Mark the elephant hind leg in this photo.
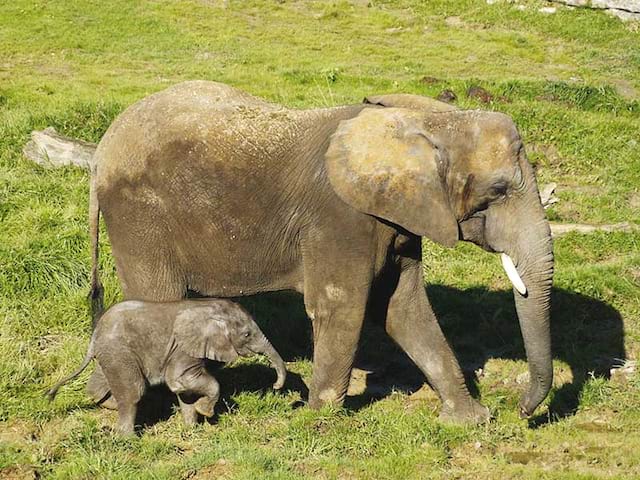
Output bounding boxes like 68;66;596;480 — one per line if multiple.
97;353;146;435
86;364;117;410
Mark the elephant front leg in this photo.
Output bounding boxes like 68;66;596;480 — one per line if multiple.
385;260;490;424
167;365;220;424
304;266;372;409
301;214;378;409
177;394;200;426
307;298;368;409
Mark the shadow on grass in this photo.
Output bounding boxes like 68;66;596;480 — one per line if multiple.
236;287;625;425
94;286;624;431
429;285;625;426
131;364;308;432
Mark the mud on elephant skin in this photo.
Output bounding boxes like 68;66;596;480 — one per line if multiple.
88;82;554;422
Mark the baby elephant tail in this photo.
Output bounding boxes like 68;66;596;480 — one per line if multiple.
46;337;95;401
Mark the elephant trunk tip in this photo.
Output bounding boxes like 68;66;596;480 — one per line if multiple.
272;364;287;390
273;377;285;390
260;337;287;390
519;405;532;419
518;372;553;419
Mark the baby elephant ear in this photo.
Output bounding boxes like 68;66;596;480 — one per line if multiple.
325;107;458;246
174;309;239;362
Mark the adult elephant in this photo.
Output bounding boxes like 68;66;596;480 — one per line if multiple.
87;81;553;423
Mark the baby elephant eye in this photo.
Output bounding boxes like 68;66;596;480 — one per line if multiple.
244;332;251;338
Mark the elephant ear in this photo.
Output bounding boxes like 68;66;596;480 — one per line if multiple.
325;107;458;246
173;308;239;362
364;94;458;112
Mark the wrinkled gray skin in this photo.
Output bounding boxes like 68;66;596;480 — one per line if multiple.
88;82;553;424
48;299;286;435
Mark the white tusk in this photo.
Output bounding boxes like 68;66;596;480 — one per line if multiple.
501;253;527;296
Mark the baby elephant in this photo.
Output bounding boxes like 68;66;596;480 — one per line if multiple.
47;299;287;435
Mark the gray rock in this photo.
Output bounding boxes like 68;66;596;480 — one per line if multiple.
591;0;640;12
23;127;96;170
552;0;640;21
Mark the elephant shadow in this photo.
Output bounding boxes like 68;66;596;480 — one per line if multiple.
235;287;625;425
430;285;625;424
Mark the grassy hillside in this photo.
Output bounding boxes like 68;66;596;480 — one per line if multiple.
1;0;639;478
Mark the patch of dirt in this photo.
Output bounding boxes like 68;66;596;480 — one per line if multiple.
611;79;638;101
0;420;38;446
575;419;614;433
444;16;465;27
0;466;39;480
189;459;233;480
504;450;545;465
420;76;441;85
467;86;494;104
437;89;457;103
550;222;636;237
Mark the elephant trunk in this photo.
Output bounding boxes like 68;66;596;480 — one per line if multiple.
257;335;287;390
503;200;554;417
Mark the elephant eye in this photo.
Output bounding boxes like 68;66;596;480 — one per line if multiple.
491;182;508;198
244;332;251;338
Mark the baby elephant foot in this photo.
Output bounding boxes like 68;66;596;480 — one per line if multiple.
439;398;491;425
194;396;217;418
179;401;200;426
115;405;138;436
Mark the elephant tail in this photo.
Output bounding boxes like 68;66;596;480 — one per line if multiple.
88;172;104;328
46;335;96;401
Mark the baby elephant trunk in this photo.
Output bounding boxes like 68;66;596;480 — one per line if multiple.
257;335;287;390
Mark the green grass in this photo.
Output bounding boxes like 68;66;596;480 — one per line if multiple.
1;0;639;478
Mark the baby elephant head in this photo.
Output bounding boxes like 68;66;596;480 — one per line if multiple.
173;301;287;389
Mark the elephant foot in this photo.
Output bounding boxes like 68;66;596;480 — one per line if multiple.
115;422;136;436
308;387;345;410
439;398;491;425
194;396;216;418
86;367;117;410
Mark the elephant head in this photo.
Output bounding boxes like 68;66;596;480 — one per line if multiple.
325;95;554;417
174;302;287;389
173;301;287;389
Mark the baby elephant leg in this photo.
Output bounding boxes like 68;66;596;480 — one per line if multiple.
184;374;220;418
98;354;145;435
177;394;200;426
194;393;217;418
168;366;220;424
86;364;117;410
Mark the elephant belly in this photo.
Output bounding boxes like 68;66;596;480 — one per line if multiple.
178;229;305;297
